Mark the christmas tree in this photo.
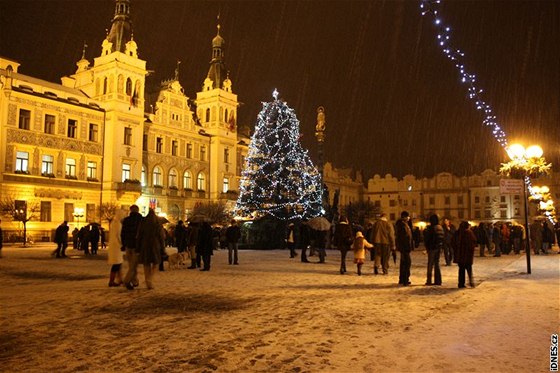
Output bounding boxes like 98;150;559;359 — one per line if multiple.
236;90;323;220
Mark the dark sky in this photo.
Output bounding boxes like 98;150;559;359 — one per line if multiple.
1;0;558;179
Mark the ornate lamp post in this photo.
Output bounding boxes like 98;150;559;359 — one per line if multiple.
73;207;84;229
315;107;327;214
500;144;551;274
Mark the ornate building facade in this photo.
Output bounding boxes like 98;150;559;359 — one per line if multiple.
0;0;247;239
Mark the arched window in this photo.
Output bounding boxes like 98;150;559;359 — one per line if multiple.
197;172;206;191
205;108;211;122
153;166;162;186
168;168;177;188
103;77;108;95
95;78;101;96
126;77;132;96
223;178;229;193
225;109;228;123
117;75;124;94
183;171;192;189
141;165;147;186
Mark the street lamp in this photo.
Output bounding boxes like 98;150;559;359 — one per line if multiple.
73;207;84;229
501;143;551;274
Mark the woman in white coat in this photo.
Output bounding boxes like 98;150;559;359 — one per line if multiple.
108;209;127;287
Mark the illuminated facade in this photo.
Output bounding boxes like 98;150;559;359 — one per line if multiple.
0;0;248;239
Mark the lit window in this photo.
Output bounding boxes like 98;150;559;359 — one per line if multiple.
186;143;193;159
153;166;162;186
42;155;54;175
183;171;192;189
66;158;76;177
87;161;97;179
16;151;29;172
67;119;77;138
141;165;147;186
223;178;229;193
156;137;163;153
172;140;178;156
169;169;177;187
122;163;131;181
89;123;98;142
124;127;132;145
200;146;206;161
197;172;205;191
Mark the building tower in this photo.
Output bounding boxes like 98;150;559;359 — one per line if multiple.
63;0;147;207
196;21;239;201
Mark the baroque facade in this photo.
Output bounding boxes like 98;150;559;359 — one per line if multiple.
0;0;248;240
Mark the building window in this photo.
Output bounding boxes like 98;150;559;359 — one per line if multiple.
390;213;396;221
183;171;192;189
126;78;132;96
67;119;77;138
64;203;74;222
500;196;506;203
474;210;481;219
500;210;508;219
86;204;96;223
224;148;230;163
66;158;76;177
87;161;97;179
153;166;162;186
15;151;29;172
457;195;464;205
223;178;229;193
141;165;147;186
172;140;178;156
485;196;490;203
429;197;435;205
403;199;408;207
169;169;177;188
156;137;163;153
514;195;520;200
122;163;131;182
474;196;480;204
200;146;206;161
486;180;492;186
197;172;206;191
514;207;520;216
40;201;52;222
88;123;98;142
389;200;396;207
18;109;31;130
44;114;55;134
124;127;132;145
484;209;492;218
143;134;148;150
444;196;450;205
186;143;193;159
205;108;211;122
41;155;54;175
374;200;381;208
458;210;464;219
412;199;417;206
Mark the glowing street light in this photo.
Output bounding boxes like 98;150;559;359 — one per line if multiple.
73;207;84;229
501;143;551;274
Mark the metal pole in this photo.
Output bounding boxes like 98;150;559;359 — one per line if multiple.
523;182;531;274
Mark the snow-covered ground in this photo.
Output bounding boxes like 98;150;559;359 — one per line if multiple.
1;243;558;373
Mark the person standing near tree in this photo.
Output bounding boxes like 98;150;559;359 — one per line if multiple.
395;211;414;286
452;221;477;288
53;221;69;258
226;220;241;265
423;214;444;286
333;216;353;274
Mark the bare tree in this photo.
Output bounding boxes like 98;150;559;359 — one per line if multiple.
99;202;120;224
343;201;380;227
0;196;40;246
190;201;229;225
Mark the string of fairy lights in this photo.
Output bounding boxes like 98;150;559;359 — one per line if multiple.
235;90;322;220
420;0;556;223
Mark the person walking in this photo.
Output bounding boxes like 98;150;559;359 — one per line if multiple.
452;221;477;288
137;209;165;289
369;213;395;275
441;218;455;266
107;210;127;287
476;222;490;257
198;221;214;271
53;221;69;258
352;231;373;276
297;221;311;263
395;211;414;286
122;205;143;290
333;216;353;274
423;214;443;286
286;223;297;258
226;220;241;265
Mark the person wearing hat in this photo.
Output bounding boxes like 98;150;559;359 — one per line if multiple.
352;231;373;276
395;211;414;286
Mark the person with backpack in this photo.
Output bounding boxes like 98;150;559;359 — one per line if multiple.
423;214;444;286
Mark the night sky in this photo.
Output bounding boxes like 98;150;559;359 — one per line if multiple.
1;0;558;179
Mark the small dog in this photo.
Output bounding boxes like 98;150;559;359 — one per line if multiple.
167;253;181;269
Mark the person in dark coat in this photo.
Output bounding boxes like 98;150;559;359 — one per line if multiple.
476;222;490;257
315;229;328;263
89;224;100;255
297;221;311;263
395;211;414;286
175;221;187;253
423;214;443;286
542;221;555;254
122;205;143;289
78;226;89;254
333;216;353;274
137;209;165;289
53;221;69;258
452;221;477;288
198;221;214;271
226;220;241;265
71;228;79;250
186;223;200;269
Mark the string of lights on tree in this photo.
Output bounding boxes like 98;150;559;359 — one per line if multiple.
235;90;323;220
420;0;556;223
